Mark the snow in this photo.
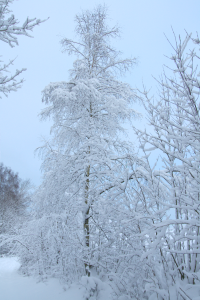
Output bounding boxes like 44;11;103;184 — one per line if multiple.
0;257;84;300
0;256;113;300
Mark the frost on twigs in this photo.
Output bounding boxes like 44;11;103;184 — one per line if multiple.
0;0;46;47
0;0;47;96
0;58;26;97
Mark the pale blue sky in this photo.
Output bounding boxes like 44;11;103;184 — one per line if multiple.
0;0;199;186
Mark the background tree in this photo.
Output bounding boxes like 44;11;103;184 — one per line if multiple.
0;0;46;97
0;163;31;254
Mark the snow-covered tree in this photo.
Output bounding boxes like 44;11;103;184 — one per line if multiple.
0;0;46;97
15;6;142;295
37;4;137;278
0;163;31;254
133;32;200;299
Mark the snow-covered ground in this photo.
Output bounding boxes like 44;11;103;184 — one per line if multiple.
2;256;200;300
0;257;85;300
0;257;113;300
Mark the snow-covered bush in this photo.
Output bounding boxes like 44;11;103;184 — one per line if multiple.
133;32;200;299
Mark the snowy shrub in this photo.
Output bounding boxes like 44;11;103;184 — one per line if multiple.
134;32;200;299
81;276;111;300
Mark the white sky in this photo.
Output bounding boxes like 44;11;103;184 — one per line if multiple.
0;0;199;186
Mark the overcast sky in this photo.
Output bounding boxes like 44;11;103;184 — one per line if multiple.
0;0;199;186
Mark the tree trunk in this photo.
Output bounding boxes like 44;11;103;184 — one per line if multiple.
84;164;90;276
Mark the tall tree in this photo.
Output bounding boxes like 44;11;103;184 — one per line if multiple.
31;5;137;279
0;0;46;97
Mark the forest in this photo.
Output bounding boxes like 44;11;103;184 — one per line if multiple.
0;1;200;300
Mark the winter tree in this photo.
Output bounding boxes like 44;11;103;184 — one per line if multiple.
0;0;46;97
14;6;142;296
0;163;31;254
38;4;137;277
132;32;200;299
